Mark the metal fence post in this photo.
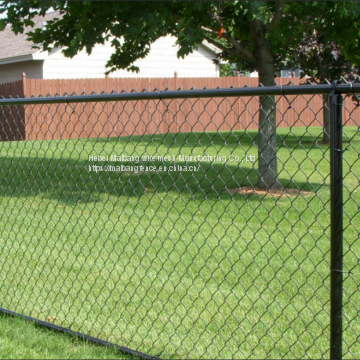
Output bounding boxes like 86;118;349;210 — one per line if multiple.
330;85;344;360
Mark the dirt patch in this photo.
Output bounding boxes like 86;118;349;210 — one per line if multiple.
224;186;313;197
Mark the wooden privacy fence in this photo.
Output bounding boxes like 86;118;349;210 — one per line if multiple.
0;75;358;141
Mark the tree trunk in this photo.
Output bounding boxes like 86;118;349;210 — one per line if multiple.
252;21;281;190
316;67;330;144
323;93;330;143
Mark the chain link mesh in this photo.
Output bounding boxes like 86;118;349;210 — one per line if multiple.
0;83;359;359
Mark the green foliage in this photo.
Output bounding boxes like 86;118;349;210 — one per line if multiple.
219;63;251;77
276;1;360;82
219;63;235;77
0;1;359;80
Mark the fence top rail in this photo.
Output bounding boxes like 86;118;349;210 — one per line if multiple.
0;83;359;105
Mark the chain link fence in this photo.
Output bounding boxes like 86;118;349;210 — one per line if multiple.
0;82;359;359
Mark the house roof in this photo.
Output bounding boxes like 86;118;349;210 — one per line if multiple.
0;11;220;64
0;12;62;61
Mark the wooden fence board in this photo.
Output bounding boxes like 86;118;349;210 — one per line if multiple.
0;76;358;141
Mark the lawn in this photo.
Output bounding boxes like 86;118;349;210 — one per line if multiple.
0;126;359;359
0;312;137;359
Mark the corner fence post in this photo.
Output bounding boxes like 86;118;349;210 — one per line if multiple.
330;84;344;360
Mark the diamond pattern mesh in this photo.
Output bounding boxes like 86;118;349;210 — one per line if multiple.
0;83;359;359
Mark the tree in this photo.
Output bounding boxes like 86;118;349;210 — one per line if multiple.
279;1;360;143
1;1;359;188
219;63;236;77
286;35;359;144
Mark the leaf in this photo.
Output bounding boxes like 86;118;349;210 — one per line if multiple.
23;19;35;27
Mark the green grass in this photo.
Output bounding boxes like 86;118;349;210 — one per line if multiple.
0;126;359;359
0;313;136;359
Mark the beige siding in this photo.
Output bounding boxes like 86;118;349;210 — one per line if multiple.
43;36;219;79
0;61;43;84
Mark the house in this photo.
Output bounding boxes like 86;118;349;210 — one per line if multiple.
0;11;220;84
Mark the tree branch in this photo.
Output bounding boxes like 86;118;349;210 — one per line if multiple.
269;1;285;29
203;33;257;65
222;33;257;64
201;26;219;36
201;26;257;64
202;34;231;53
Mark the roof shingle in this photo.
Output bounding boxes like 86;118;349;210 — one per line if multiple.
0;12;62;60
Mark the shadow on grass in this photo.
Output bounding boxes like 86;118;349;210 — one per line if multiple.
91;128;335;152
0;127;341;204
0;154;324;205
